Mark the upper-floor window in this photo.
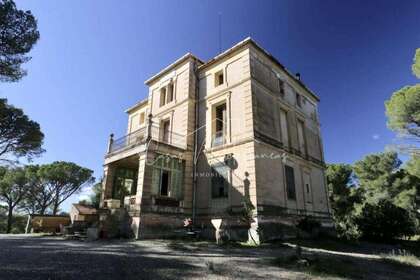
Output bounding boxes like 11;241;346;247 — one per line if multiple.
167;82;174;103
212;102;227;147
215;70;224;87
279;108;289;147
296;92;302;108
160;87;167;107
278;79;285;98
211;163;229;198
161;119;170;143
139;112;145;125
297;119;307;156
285;165;296;200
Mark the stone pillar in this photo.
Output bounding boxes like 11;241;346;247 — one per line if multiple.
146;114;153;140
136;152;148;204
100;164;116;208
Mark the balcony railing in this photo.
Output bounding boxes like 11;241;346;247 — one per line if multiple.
108;125;187;154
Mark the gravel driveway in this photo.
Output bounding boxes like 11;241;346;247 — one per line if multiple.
0;234;419;280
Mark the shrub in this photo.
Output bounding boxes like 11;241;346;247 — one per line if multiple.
297;217;321;233
354;200;417;242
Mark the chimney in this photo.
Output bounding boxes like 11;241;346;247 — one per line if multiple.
295;72;301;80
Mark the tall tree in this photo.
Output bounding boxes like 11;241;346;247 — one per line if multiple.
0;98;44;163
0;0;39;82
18;165;52;215
37;162;94;215
385;48;420;157
326;164;361;238
0;166;31;233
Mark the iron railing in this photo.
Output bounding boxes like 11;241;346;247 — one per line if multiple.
108;125;187;153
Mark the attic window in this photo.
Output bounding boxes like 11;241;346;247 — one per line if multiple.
215;70;224;87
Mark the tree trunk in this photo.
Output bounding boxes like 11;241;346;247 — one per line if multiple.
6;205;13;234
52;199;59;215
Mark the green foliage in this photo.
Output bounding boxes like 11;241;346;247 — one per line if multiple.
0;98;44;162
412;48;420;79
0;166;32;232
36;161;94;215
89;180;103;208
17;162;94;216
354;200;417;241
326;164;361;239
328;152;419;241
0;0;39;82
385;85;420;138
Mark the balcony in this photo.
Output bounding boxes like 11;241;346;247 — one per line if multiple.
108;125;186;154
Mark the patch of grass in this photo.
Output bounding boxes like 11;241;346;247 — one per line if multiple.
381;249;420;267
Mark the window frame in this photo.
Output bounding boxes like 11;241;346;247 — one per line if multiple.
211;163;229;199
214;70;224;87
160;87;167;107
285;165;296;200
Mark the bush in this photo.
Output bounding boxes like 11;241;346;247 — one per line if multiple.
354;200;417;242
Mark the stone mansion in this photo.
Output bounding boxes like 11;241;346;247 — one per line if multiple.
100;37;332;241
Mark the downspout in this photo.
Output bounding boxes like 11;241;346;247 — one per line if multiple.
192;60;200;224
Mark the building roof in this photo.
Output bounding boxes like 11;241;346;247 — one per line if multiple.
143;37;320;102
125;98;148;114
199;37;320;102
144;53;204;85
72;204;97;215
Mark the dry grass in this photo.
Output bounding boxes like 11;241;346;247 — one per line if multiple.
381;249;420;267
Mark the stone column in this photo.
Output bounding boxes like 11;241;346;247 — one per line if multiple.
100;164;115;208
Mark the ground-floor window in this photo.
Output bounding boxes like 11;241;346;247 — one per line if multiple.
112;167;138;201
151;154;184;200
211;163;229;198
285;165;296;200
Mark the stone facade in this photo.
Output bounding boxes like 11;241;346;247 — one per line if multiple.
100;38;332;241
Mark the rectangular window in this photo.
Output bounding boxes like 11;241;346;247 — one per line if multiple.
167;82;174;103
279;109;289;147
212;103;227;147
278;79;285;98
161;120;170;143
297;119;306;156
296;92;302;108
285;165;296;200
160;170;170;196
160;87;167;107
303;172;312;203
215;70;224;87
211;164;229;198
139;112;145;125
151;155;185;200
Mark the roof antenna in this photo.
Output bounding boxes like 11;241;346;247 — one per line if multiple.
218;12;222;54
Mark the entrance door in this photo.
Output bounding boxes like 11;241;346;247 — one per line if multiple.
160;170;170;196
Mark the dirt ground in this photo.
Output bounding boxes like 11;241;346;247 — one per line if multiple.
0;234;419;279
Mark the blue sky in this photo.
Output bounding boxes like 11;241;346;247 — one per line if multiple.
2;0;420;211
